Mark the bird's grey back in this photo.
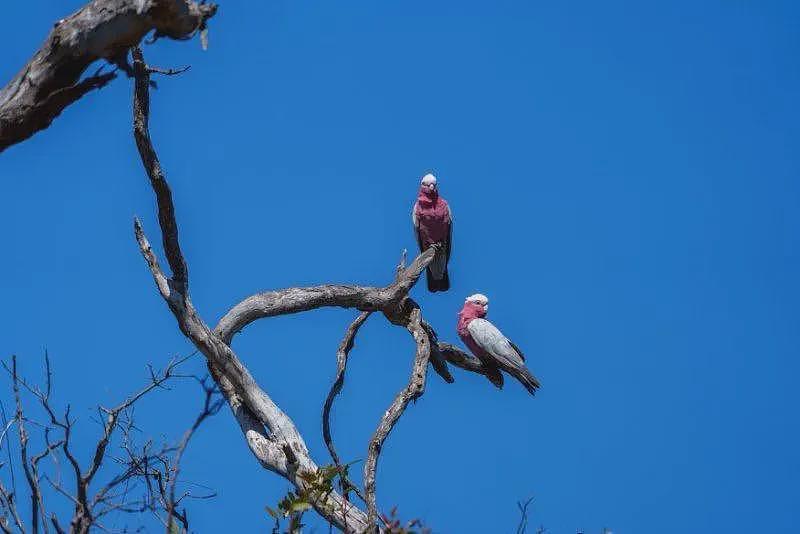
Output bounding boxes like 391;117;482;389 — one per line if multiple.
467;318;525;368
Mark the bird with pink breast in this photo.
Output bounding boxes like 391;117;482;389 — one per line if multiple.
411;173;540;395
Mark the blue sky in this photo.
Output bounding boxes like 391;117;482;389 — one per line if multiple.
1;1;799;532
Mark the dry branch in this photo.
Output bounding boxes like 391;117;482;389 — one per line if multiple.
129;42;519;533
2;352;214;533
321;312;373;513
363;308;431;527
131;46;371;532
323;312;371;477
166;377;223;533
214;248;436;345
0;0;217;151
11;356;41;534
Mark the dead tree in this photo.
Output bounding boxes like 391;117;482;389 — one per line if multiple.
0;352;222;533
130;44;505;532
2;2;521;531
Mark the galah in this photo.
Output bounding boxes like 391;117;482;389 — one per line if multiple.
412;173;452;292
457;293;541;394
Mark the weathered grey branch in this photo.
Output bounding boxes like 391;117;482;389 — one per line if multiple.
0;0;217;151
132;47;188;293
131;47;371;533
214;248;436;344
322;312;372;503
363;307;431;528
323;312;371;468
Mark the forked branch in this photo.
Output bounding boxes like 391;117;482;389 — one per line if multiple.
3;353;216;533
131;46;371;532
130;42;519;532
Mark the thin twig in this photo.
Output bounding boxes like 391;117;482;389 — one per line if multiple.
166;377;222;533
322;312;371;503
516;496;535;534
147;65;191;76
12;356;38;534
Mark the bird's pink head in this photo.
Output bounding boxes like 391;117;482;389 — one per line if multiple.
418;173;439;202
460;293;489;320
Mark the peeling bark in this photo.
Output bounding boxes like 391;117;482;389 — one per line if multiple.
0;0;217;151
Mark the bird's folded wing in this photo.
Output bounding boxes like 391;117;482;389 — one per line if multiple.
467;318;525;368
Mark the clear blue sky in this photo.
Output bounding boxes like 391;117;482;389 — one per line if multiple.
1;1;799;532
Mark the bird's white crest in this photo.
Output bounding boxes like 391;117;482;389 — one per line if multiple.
466;293;489;305
421;173;437;186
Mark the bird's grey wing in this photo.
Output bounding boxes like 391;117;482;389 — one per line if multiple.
468;318;540;394
508;339;525;362
467;318;525;369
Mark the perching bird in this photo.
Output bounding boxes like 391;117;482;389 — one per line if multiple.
457;293;541;394
412;173;452;292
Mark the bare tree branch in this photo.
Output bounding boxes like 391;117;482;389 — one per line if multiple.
213;248;436;345
131;46;372;533
0;479;25;534
11;355;50;534
323;312;371;469
165;377;223;533
129;35;525;531
363;307;431;528
132;47;188;294
48;516;64;534
3;351;210;533
84;354;193;488
516;496;535;534
322;312;372;504
0;0;217;151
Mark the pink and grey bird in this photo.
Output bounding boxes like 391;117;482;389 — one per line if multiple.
457;294;541;394
412;173;452;292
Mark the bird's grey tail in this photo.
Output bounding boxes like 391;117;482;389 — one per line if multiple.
516;368;541;395
426;266;450;292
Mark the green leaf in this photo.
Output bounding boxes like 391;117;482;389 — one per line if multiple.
290;501;312;513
